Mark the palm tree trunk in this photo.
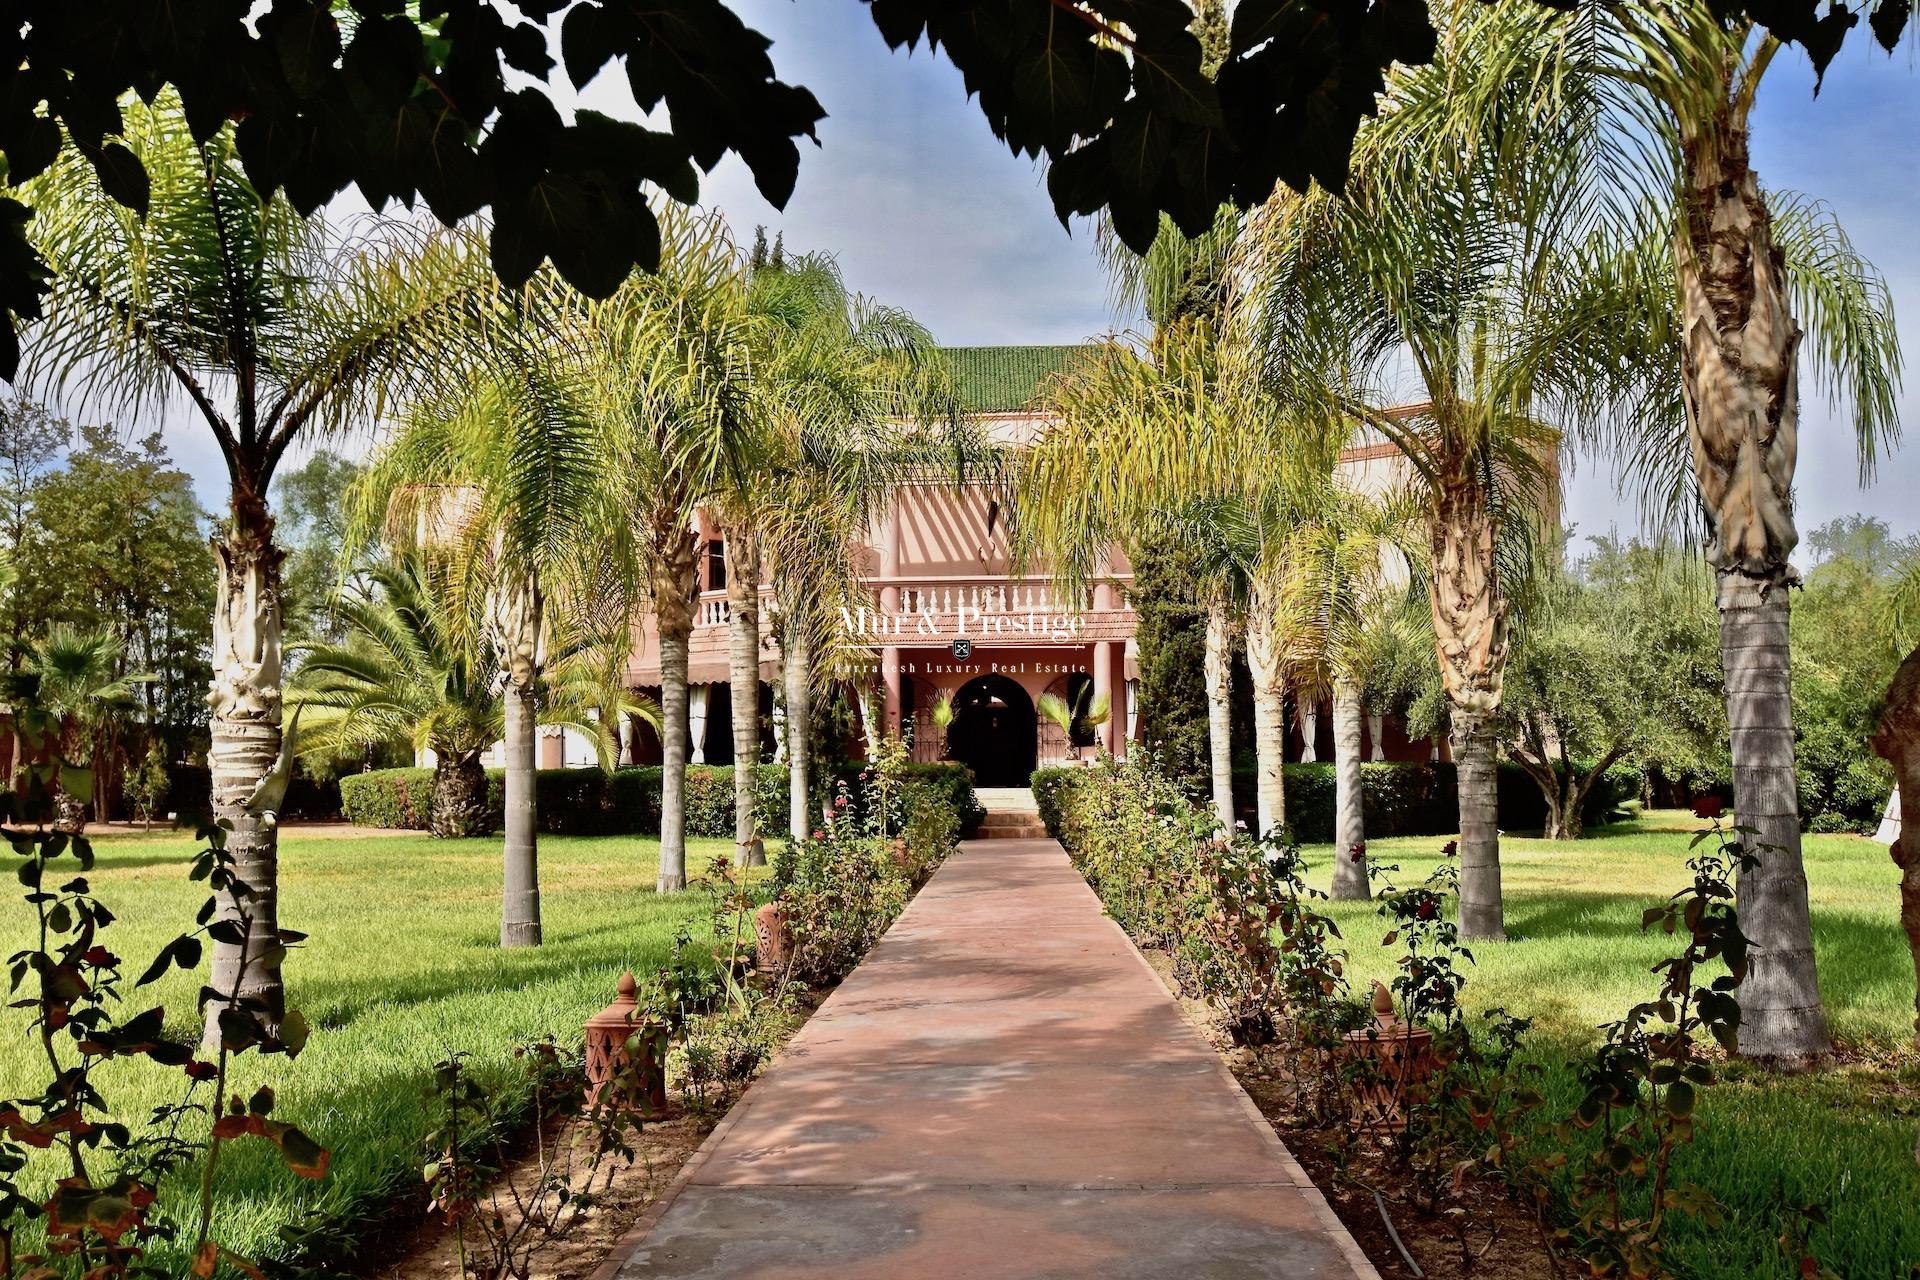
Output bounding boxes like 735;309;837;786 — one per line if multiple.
652;534;698;895
1429;470;1509;941
1452;709;1503;940
203;495;287;1052
1872;644;1920;1048
1203;598;1236;833
1331;683;1368;900
783;617;813;842
1676;87;1829;1065
431;751;490;838
726;530;765;867
1245;577;1286;837
1719;577;1828;1061
499;573;542;948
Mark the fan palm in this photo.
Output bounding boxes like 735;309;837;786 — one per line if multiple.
292;554;644;837
26;629;147;832
22;96;494;1040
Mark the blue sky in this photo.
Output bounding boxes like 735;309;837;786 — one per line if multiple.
110;4;1920;556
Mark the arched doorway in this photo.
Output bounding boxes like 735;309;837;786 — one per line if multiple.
948;673;1037;787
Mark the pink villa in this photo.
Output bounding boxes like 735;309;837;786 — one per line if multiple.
616;345;1440;788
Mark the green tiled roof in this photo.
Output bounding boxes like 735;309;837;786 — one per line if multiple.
943;345;1097;414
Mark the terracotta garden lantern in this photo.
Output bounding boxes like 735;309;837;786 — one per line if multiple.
583;972;668;1113
754;902;791;975
1342;980;1437;1130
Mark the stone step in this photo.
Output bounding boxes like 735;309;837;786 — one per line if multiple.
976;811;1049;839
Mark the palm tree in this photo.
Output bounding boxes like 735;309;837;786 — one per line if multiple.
745;252;967;842
568;210;761;894
26;629;146;832
355;298;637;944
1089;183;1249;835
1235;3;1668;939
1021;329;1327;837
23;97;492;1040
1280;487;1424;899
1575;0;1901;1067
292;554;640;837
296;556;503;837
1873;561;1920;1047
1402;0;1901;1059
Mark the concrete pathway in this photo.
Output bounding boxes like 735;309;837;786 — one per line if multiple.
603;839;1379;1280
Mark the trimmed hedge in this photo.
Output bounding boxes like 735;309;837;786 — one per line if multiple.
1031;758;1639;843
338;762;983;840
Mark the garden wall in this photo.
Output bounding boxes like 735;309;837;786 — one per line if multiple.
338;763;984;839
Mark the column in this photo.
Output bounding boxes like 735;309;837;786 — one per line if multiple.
878;500;901;613
882;644;902;735
1093;640;1115;755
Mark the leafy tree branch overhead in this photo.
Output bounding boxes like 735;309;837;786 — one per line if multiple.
0;0;1909;379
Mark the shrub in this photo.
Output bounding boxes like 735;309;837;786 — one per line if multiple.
1030;765;1088;839
340;767;436;829
897;779;961;881
832;762;983;839
338;762;981;844
1214;760;1641;842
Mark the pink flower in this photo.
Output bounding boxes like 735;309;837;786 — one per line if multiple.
834;796;849;809
811;830;825;840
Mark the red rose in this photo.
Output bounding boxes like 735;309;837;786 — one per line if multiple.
1441;840;1458;856
1691;795;1725;820
1415;898;1438;921
183;1061;218;1081
1348;842;1367;863
82;947;115;968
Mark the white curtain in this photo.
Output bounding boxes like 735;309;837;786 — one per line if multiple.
1298;702;1319;763
689;684;710;764
1367;713;1386;762
772;688;788;763
863;687;884;753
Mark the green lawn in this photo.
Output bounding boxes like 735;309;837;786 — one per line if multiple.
1;827;753;1270
1301;811;1920;1279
